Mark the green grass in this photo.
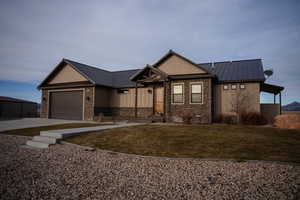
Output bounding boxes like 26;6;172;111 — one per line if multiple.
65;124;300;162
0;123;103;137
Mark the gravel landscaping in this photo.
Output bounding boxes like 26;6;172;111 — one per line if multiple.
1;135;300;200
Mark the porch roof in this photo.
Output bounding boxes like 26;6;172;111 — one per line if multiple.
261;83;284;94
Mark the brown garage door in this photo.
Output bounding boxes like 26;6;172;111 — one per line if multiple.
49;91;83;120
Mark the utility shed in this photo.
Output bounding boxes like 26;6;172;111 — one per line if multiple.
0;96;37;119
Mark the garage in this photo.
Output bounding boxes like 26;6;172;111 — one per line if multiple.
49;91;83;120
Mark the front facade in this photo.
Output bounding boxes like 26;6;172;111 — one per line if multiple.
39;50;283;123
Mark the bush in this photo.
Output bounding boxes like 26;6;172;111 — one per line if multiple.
274;114;300;129
181;110;193;124
240;112;268;125
217;114;237;124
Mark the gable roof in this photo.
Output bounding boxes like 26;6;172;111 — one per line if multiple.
152;50;211;74
39;54;267;89
198;59;266;82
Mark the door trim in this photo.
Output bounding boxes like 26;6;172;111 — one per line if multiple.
47;88;85;120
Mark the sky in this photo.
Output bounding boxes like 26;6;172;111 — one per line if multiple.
0;0;299;104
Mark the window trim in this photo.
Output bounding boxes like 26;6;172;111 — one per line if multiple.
231;84;237;90
171;83;184;104
190;82;204;104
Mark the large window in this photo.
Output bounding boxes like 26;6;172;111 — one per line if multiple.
190;83;203;104
172;84;184;104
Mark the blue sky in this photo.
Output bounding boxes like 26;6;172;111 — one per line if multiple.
0;0;299;104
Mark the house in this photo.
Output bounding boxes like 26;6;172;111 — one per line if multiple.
0;96;37;119
38;50;284;123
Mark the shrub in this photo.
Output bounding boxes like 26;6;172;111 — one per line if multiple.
217;114;237;124
274;114;300;129
181;110;193;124
240;112;268;125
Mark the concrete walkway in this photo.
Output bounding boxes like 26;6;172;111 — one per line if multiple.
26;123;146;148
0;118;88;132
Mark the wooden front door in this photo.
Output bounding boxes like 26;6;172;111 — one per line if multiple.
154;86;164;114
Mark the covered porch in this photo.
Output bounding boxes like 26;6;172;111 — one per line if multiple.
260;83;284;121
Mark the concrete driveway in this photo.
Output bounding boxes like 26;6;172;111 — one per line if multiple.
0;118;84;132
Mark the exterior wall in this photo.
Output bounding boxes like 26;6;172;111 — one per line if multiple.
40;87;94;120
261;104;280;122
109;87;153;108
48;64;87;84
213;82;260;119
158;55;206;75
166;78;212;123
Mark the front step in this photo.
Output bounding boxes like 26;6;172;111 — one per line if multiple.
32;136;57;144
26;140;49;149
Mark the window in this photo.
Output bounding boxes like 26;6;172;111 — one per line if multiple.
172;84;184;104
117;89;129;94
223;85;229;90
240;84;245;89
191;83;203;104
231;84;237;90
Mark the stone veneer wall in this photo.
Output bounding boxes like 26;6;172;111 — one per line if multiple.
166;78;212;123
84;87;94;120
40;90;49;118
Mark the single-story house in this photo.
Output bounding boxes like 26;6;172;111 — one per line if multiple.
0;96;37;119
38;50;284;123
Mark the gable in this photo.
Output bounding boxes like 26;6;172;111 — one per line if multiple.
157;54;206;75
48;64;88;84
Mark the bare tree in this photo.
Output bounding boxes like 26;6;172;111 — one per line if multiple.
230;89;250;123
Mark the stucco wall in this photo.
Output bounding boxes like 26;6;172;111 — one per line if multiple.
158;55;206;75
48;64;87;84
213;82;260;119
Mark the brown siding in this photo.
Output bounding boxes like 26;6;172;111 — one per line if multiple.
48;64;87;84
157;54;206;75
213;82;261;118
94;87;111;107
109;87;153;108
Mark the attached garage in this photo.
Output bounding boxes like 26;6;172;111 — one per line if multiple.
49;91;83;120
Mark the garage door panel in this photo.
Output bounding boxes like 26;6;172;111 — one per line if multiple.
50;91;83;120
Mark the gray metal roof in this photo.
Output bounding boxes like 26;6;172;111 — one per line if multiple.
65;59;139;88
198;59;265;82
63;58;265;88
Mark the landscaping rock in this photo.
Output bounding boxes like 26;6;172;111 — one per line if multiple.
0;134;299;200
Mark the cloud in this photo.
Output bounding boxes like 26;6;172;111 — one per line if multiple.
0;0;299;103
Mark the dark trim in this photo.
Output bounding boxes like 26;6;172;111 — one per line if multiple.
217;79;265;84
38;59;95;89
40;82;95;90
169;74;215;80
261;83;284;95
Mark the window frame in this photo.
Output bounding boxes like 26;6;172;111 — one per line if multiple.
240;84;245;89
117;89;129;94
231;84;237;90
223;85;229;90
171;83;184;104
190;82;204;104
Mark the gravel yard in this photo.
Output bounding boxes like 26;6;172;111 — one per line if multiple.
1;135;299;200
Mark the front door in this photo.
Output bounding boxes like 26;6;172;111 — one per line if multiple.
154;86;164;114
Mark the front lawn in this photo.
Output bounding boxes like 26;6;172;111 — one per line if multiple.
65;124;300;162
0;123;103;137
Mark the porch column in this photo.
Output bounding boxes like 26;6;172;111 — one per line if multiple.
274;94;276;104
279;92;282;115
135;83;138;118
163;81;167;121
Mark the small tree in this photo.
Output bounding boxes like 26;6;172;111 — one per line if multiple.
230;89;250;123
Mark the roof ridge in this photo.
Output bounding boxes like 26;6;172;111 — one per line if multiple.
112;69;140;73
198;58;261;65
64;58;112;73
